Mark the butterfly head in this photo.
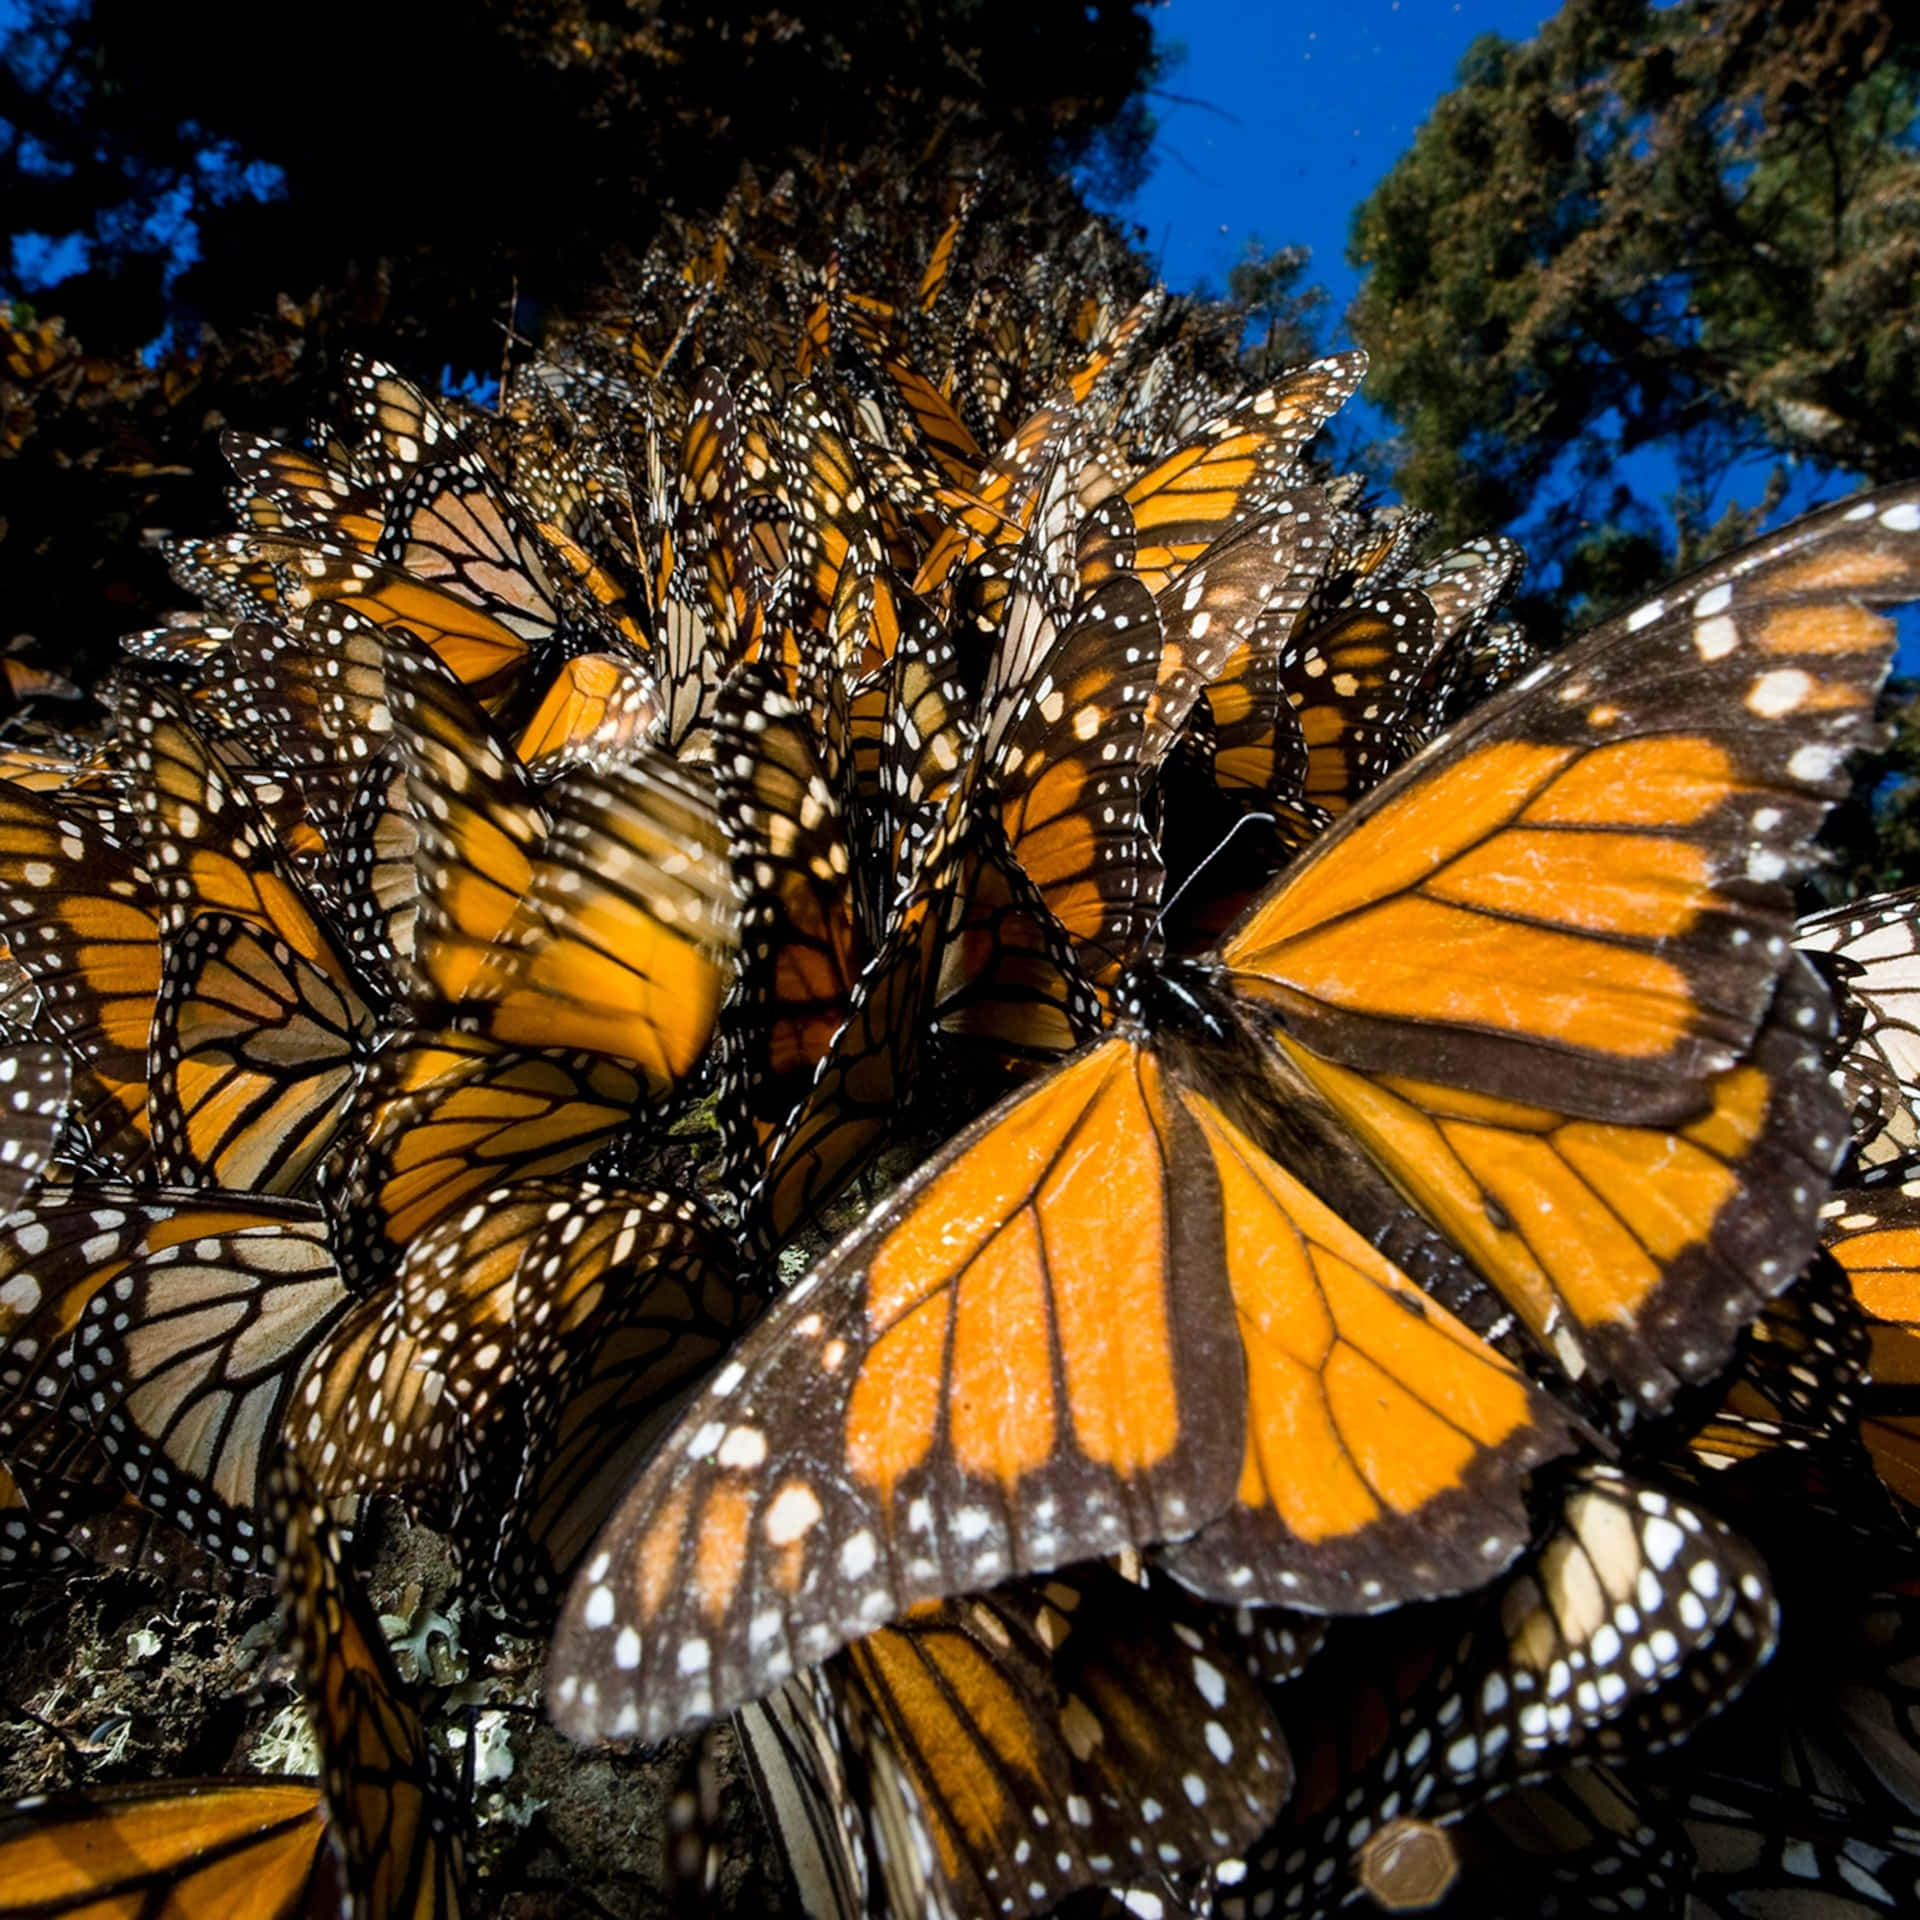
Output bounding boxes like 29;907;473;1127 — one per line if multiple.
1115;951;1233;1045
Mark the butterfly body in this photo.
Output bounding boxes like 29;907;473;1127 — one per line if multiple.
552;484;1920;1748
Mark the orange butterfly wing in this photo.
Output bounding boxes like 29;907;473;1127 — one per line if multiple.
1823;1186;1920;1508
1218;487;1920;1407
550;1033;1567;1742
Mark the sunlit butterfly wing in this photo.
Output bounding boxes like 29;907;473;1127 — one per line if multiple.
1216;486;1920;1411
325;1030;644;1284
1209;587;1440;828
456;752;735;1093
384;643;549;1006
1128;489;1336;769
512;652;664;780
1404;534;1527;732
979;573;1164;994
550;1029;1571;1744
1089;355;1365;600
376;455;577;653
223;427;384;551
0;1779;334;1917
0;1188;313;1456
149;914;373;1195
119;680;345;982
330;761;420;1005
270;1453;469;1917
257;536;532;713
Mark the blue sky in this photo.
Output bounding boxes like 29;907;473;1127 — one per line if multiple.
1119;2;1550;328
1109;0;1912;653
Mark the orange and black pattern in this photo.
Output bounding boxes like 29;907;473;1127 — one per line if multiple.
272;1452;468;1916
8;177;1920;1918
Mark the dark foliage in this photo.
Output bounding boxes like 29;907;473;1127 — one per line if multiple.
0;0;1159;676
1348;0;1920;643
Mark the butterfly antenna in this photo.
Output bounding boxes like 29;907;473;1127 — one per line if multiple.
1150;808;1282;950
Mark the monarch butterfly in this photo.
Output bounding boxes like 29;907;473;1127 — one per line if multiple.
679;367;769;654
843;299;985;492
1208;584;1440;826
512;651;664;780
635;370;768;759
223;426;385;551
120;680;348;986
214;603;394;832
68;1214;350;1566
1798;886;1920;1181
1666;1249;1871;1489
322;1029;649;1286
0;788;161;1168
733;784;983;1256
149;913;374;1195
909;400;1087;602
271;1450;468;1916
1083;355;1367;603
0;1041;70;1216
778;389;888;655
0;1778;336;1916
1404;534;1529;732
1209;1465;1777;1920
388;642;735;1088
291;1177;757;1622
192;532;534;713
712;664;865;1196
333;761;422;1004
377;450;576;653
737;1563;1289;1920
932;564;1164;1060
1;1426;232;1585
550;485;1920;1747
1821;1185;1920;1511
0;1188;336;1567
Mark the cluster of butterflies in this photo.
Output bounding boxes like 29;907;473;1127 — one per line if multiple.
2;172;1920;1916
